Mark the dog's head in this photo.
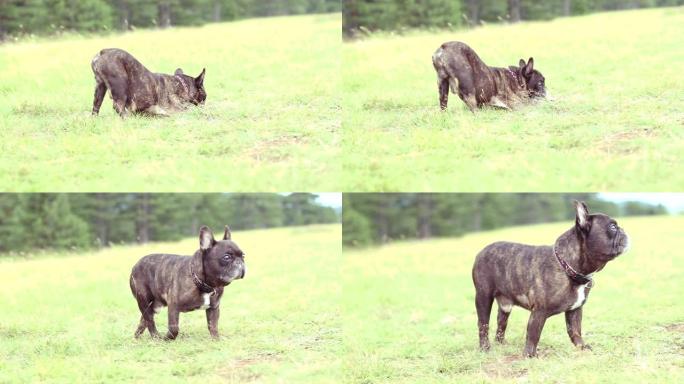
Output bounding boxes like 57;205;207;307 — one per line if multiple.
174;68;207;106
517;57;545;98
574;201;629;262
198;225;245;285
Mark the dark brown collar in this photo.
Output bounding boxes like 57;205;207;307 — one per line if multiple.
190;264;216;295
553;246;594;286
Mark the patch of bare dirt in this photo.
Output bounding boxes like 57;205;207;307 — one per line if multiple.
598;128;655;154
248;135;306;162
216;352;281;382
664;323;684;333
482;353;528;379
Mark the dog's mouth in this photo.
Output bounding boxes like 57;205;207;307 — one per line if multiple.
220;265;246;284
610;231;630;258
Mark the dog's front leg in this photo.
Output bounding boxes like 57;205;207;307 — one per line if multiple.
206;307;220;339
565;307;590;350
165;305;180;340
523;310;549;357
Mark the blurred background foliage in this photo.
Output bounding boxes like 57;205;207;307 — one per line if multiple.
0;0;342;38
0;193;340;253
343;193;669;247
343;0;684;36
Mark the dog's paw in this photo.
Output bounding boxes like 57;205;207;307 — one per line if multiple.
581;344;592;351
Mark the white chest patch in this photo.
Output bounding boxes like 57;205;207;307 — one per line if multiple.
570;283;589;310
199;293;211;310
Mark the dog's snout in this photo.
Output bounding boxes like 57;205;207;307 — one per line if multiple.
239;265;246;279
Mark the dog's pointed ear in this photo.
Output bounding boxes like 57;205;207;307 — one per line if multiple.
519;59;526;68
199;226;215;250
574;200;591;232
175;68;184;76
523;57;534;76
223;225;231;240
195;68;205;86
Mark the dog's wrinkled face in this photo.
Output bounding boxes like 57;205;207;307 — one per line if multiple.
518;58;546;98
200;226;246;285
575;201;629;262
175;68;207;105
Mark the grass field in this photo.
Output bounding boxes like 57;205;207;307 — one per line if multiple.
343;215;684;383
342;7;684;191
0;225;341;383
0;14;340;192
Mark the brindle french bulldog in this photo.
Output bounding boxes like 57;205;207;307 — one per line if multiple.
91;48;206;117
432;41;545;111
129;225;245;340
472;201;629;357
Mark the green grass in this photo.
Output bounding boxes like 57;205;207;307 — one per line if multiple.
342;7;684;191
0;224;341;383
0;14;340;192
342;215;684;383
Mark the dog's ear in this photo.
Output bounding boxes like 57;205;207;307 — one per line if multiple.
175;68;184;76
574;200;591;233
199;226;215;250
195;68;205;86
223;225;231;240
523;57;534;76
519;59;526;69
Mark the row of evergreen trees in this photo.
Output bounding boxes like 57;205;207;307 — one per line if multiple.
343;193;667;246
0;193;339;253
343;0;684;36
0;0;341;37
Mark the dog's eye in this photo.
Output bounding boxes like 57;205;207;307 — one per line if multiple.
223;253;231;260
609;223;617;232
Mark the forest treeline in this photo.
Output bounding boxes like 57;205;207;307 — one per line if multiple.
0;193;339;253
0;0;341;38
343;0;684;36
343;193;668;247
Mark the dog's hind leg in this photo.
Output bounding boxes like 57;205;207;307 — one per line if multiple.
475;289;494;351
438;77;449;111
134;315;147;338
135;298;160;338
107;77;130;118
164;305;180;340
144;311;160;338
92;80;107;116
495;306;511;343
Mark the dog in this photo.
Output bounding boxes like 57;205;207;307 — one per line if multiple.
472;201;628;357
91;48;206;117
129;225;245;340
432;41;545;111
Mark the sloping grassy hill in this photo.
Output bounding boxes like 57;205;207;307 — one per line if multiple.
342;7;684;191
343;215;684;383
0;14;340;191
0;224;341;383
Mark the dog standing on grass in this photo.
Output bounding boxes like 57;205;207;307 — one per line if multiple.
472;201;629;357
129;225;245;340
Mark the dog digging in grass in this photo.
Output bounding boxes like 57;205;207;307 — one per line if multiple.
91;48;206;117
472;201;629;357
129;225;245;340
432;41;546;111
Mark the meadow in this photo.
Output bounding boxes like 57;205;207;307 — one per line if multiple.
343;215;684;383
342;7;684;191
0;224;341;383
0;14;340;192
